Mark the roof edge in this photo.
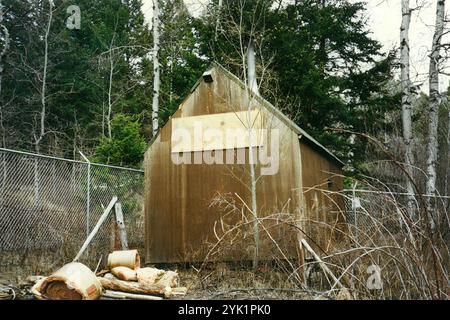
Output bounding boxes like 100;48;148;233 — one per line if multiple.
211;62;345;167
146;62;345;167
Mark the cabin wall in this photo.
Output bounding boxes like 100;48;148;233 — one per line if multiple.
145;69;305;263
300;141;345;252
145;67;345;263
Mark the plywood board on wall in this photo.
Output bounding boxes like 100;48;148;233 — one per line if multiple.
171;110;263;153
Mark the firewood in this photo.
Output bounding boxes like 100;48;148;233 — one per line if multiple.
136;267;164;285
156;270;179;288
98;273;172;298
37;262;102;300
111;266;137;281
107;249;140;270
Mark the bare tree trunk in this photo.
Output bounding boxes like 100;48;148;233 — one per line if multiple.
107;36;115;139
0;0;8;210
400;0;416;220
35;0;53;154
151;0;160;137
33;0;53;209
246;39;259;268
0;0;10;149
426;0;445;229
446;102;450;211
247;40;259;95
215;0;223;40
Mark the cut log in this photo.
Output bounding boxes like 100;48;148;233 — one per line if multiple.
102;289;162;300
98;273;172;298
136;267;164;285
156;270;179;288
107;249;140;270
111;266;137;281
136;268;179;288
37;262;102;300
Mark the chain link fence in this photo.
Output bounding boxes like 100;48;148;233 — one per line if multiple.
344;189;403;241
344;188;449;242
0;148;144;274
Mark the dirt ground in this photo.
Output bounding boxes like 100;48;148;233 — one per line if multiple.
0;261;332;300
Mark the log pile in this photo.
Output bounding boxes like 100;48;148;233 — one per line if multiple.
96;249;187;300
30;250;187;300
97;264;187;299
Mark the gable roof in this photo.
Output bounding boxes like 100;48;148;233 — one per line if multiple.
149;62;344;167
209;63;344;167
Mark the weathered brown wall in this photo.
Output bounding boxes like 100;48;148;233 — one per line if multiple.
300;141;346;252
144;67;343;263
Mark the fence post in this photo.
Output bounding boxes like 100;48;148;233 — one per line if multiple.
0;151;5;207
352;181;358;241
80;152;91;238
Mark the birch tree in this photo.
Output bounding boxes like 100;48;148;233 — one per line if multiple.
34;0;54;154
0;0;9;99
246;38;259;268
0;0;9;202
152;0;160;136
400;0;416;219
426;0;445;228
107;33;116;139
215;0;223;40
0;0;10;148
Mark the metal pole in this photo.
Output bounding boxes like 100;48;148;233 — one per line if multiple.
79;151;91;238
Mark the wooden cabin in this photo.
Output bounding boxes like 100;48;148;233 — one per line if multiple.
144;63;346;264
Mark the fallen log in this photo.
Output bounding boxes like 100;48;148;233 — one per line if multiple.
156;270;179;288
98;273;172;298
136;267;179;288
136;267;164;285
35;262;102;300
102;289;162;300
111;266;137;281
107;249;140;270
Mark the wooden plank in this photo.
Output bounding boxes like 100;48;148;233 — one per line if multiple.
171;110;263;153
301;239;344;289
114;202;129;250
73;196;118;261
102;290;163;300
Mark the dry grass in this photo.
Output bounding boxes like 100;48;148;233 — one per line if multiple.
185;180;449;300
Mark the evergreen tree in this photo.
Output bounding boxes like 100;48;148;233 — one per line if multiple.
197;0;400;166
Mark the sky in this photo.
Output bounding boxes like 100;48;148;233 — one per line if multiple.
141;0;447;93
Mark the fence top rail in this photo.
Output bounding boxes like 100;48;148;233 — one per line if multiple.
0;147;144;173
343;188;450;199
